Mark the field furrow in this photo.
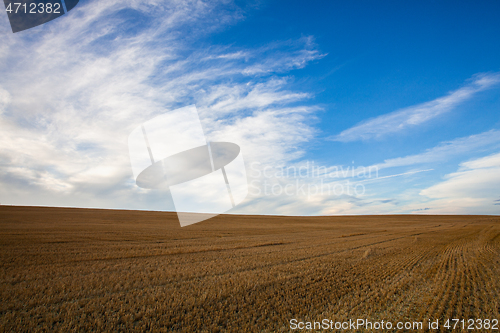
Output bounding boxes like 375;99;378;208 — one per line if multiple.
0;207;499;332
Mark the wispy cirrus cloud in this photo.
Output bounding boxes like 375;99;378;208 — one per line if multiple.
0;0;324;210
331;72;500;142
374;129;500;169
416;152;500;214
241;37;326;75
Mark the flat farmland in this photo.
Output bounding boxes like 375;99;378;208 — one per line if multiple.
1;206;499;332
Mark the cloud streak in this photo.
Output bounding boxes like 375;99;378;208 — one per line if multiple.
331;72;500;142
375;129;500;169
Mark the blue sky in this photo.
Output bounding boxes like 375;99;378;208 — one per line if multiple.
0;0;499;215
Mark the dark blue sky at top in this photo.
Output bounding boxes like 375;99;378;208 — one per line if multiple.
203;0;500;168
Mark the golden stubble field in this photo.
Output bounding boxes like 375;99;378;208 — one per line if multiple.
0;206;499;332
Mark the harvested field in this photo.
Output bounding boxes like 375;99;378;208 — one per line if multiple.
0;206;499;332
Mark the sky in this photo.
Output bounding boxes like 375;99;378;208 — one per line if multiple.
0;0;499;215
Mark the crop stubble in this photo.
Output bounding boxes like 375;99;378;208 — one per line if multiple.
0;206;499;332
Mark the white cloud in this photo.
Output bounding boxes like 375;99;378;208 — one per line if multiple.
0;0;324;211
241;37;326;75
415;152;500;214
0;87;10;102
197;78;313;120
375;129;500;169
332;72;500;142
